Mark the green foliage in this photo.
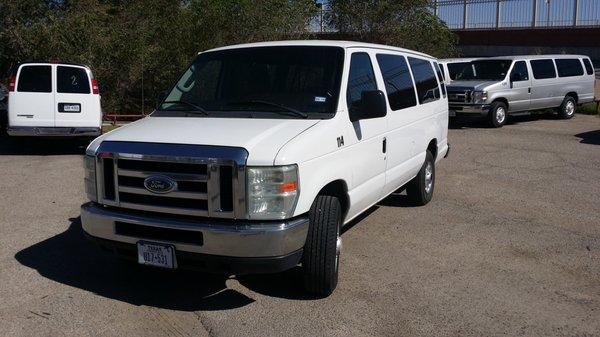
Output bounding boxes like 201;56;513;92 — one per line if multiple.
327;0;457;58
0;0;457;113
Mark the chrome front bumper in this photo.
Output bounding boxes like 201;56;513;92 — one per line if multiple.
8;126;101;137
80;202;309;258
449;103;491;116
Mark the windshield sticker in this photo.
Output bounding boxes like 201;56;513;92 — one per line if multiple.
314;96;327;103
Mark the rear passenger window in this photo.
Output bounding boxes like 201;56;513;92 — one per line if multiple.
376;54;416;111
347;53;378;110
57;66;91;94
408;57;440;104
17;65;52;93
555;59;584;77
531;59;556;79
433;62;446;98
582;59;594;75
510;61;529;82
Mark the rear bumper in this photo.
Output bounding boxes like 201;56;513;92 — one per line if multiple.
7;126;101;137
80;202;309;274
449;103;491;116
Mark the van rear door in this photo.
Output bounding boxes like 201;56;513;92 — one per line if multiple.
54;65;99;128
9;64;54;127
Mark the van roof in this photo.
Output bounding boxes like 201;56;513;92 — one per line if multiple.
202;40;435;60
439;58;480;63
475;55;591;61
16;61;90;68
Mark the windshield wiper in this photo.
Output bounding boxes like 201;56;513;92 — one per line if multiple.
227;100;308;119
161;100;209;115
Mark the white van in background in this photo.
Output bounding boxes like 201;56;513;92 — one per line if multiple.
446;55;595;127
7;62;102;137
439;58;479;84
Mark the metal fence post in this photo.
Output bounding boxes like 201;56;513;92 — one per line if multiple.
531;0;537;27
463;0;468;29
495;0;500;28
573;0;579;26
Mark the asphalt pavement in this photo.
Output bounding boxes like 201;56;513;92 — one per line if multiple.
0;113;599;336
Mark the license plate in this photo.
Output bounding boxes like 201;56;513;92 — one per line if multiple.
63;104;80;112
137;242;176;269
449;110;456;117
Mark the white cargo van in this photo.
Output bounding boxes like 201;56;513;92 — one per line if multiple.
81;41;449;296
7;62;102;136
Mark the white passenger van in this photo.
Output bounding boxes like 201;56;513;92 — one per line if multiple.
446;55;595;127
81;41;449;296
7;62;102;136
439;58;479;84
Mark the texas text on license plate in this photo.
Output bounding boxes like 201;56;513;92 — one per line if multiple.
137;242;176;269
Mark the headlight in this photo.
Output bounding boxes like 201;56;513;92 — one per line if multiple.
84;155;97;202
247;165;299;219
472;91;488;104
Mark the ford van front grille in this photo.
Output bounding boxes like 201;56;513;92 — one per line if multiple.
448;90;471;103
94;141;248;219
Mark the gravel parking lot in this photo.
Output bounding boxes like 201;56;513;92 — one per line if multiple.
0;114;599;337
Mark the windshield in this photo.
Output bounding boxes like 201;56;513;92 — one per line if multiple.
455;60;512;81
157;46;344;118
447;62;470;80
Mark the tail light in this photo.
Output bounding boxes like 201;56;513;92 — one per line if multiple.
8;75;16;92
91;78;99;95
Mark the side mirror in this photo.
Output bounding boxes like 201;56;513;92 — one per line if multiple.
156;91;167;109
350;90;387;122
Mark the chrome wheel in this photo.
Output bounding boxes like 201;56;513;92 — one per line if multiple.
496;106;506;124
335;220;342;272
424;162;433;194
565;100;575;116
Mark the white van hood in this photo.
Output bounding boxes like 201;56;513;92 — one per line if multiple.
97;116;320;165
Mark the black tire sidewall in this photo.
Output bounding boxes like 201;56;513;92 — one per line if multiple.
302;195;342;296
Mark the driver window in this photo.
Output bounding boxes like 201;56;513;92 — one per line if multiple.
347;52;377;111
510;61;529;82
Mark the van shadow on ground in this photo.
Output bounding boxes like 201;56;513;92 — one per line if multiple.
15;213;371;310
574;129;600;145
449;112;559;129
0;136;88;155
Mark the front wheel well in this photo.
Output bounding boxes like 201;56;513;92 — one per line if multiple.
492;98;509;110
565;92;578;103
317;180;349;222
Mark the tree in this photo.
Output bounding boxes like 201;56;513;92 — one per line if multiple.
326;0;457;58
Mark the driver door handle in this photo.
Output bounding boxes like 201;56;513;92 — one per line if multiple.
382;137;387;154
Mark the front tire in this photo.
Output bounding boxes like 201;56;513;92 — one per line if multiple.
488;101;507;128
406;151;435;206
558;96;576;119
302;195;342;297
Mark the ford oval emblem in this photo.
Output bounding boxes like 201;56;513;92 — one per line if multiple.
143;175;177;194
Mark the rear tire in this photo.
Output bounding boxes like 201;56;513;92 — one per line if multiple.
406;151;435;206
558;96;576;119
488;101;507;128
302;195;342;297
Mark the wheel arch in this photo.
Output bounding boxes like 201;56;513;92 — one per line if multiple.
427;138;438;160
315;179;350;223
492;97;509;110
565;92;578;103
